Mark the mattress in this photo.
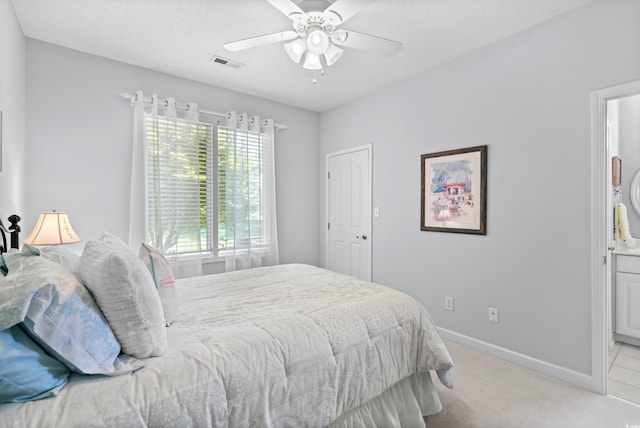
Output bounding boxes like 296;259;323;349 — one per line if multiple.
0;263;453;427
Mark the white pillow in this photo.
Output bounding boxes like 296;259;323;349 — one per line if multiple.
31;245;81;274
139;243;178;326
79;232;167;358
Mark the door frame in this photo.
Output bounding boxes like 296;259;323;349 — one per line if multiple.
325;143;373;279
591;79;640;395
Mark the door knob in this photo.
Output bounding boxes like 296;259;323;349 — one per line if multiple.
356;234;368;240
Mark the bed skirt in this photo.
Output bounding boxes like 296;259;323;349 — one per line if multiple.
328;371;441;428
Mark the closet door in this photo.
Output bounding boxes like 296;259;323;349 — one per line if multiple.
326;145;372;281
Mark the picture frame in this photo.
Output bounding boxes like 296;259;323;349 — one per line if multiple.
421;145;487;235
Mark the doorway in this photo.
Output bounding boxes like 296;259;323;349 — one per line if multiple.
591;79;640;397
326;144;372;281
606;92;640;403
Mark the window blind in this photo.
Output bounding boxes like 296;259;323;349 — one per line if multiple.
217;126;267;251
145;114;213;255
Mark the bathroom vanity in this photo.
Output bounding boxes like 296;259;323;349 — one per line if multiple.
613;247;640;346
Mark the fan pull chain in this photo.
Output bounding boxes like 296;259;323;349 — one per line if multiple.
313;68;325;85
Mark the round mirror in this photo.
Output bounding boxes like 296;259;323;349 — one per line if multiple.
631;169;640;216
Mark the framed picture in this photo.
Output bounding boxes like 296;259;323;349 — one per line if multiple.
421;145;487;234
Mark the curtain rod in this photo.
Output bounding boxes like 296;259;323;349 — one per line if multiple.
118;92;288;131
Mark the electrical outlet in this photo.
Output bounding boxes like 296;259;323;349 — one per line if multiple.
488;307;498;323
445;296;454;312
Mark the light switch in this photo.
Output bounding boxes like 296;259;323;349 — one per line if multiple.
373;207;380;218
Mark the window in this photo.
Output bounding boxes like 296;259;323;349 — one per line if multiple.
144;114;273;258
145;114;211;256
217;126;269;252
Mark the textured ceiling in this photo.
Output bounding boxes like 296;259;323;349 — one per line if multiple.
12;0;592;112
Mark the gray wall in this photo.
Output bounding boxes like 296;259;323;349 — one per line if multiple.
319;0;640;375
0;0;27;218
25;40;321;268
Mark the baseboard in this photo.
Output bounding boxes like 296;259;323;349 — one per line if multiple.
614;333;640;347
437;328;598;393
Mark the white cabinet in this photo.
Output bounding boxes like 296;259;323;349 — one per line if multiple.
615;254;640;343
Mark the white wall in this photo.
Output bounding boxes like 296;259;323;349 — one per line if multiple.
320;0;640;376
0;0;27;219
25;40;321;268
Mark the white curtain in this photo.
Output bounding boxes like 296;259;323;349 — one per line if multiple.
129;92;279;275
129;90;146;250
129;91;203;278
221;112;279;271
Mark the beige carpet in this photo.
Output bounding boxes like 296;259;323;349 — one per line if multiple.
424;340;640;428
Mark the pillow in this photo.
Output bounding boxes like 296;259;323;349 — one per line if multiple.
0;325;70;403
139;243;178;326
21;244;40;256
0;253;46;331
2;253;144;376
0;254;7;276
37;245;82;274
79;232;167;358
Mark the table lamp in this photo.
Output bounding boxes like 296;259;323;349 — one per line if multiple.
23;211;80;245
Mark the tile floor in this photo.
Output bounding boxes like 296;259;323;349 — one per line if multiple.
609;341;640;405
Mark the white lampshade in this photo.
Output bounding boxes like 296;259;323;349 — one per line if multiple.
306;29;330;55
323;43;344;66
302;52;323;70
23;211;81;245
284;38;306;63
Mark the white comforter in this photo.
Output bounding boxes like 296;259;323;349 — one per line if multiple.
0;264;453;427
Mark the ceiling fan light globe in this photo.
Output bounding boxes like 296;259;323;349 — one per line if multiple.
284;38;306;63
302;52;323;70
331;30;348;44
306;29;330;55
324;43;343;66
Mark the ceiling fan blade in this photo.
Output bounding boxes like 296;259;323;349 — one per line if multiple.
224;31;299;52
265;0;305;19
331;29;402;57
323;0;376;25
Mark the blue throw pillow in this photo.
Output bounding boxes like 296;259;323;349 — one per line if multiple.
0;325;70;403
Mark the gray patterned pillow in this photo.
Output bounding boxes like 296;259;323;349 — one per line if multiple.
79;232;167;358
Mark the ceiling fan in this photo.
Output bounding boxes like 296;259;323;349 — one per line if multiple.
224;0;402;72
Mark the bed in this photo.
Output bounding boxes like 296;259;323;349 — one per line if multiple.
0;216;453;427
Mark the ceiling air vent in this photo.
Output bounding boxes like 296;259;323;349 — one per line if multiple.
210;55;243;69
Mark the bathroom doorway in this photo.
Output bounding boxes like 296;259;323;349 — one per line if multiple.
591;79;640;398
606;92;640;403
